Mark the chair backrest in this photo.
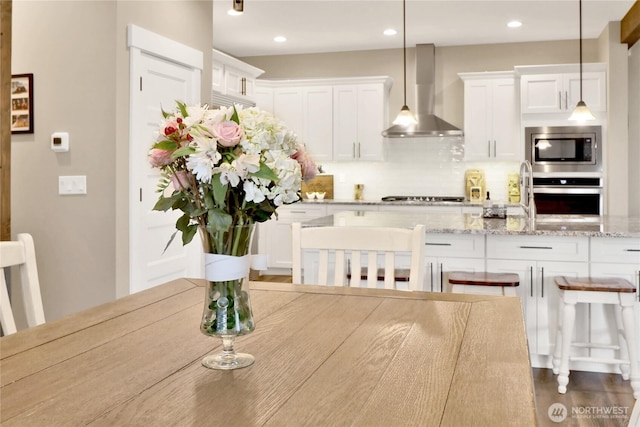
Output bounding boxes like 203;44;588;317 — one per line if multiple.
291;223;425;290
1;233;45;335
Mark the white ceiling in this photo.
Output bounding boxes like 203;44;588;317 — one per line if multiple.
212;0;635;58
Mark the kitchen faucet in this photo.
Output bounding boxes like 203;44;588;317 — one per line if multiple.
519;160;536;225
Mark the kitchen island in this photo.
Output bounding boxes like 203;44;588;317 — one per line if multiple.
299;210;640;372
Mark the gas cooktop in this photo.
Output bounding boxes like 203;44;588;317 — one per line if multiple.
381;195;465;203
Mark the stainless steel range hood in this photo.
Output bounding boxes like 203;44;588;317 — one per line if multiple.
382;44;463;137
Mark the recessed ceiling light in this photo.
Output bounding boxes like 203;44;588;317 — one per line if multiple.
507;20;522;28
384;28;397;36
274;36;287;43
227;9;243;16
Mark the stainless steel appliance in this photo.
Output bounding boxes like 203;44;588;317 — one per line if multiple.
525;125;602;174
532;177;603;215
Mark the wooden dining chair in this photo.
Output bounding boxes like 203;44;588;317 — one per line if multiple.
291;223;425;290
1;233;45;335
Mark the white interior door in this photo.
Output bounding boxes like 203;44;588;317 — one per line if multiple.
128;25;203;294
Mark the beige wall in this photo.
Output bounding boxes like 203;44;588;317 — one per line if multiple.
10;0;212;325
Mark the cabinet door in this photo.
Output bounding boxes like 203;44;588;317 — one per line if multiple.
486;259;537;353
463;80;492;159
589;263;640;366
356;84;385;161
536;261;589;357
224;67;244;97
254;85;274;113
491;78;519;160
520;74;563;113
333;86;359;161
565;71;607;113
303;86;333;162
212;62;224;93
273;88;304;137
439;257;486;293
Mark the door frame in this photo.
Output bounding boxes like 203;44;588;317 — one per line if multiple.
127;24;202;293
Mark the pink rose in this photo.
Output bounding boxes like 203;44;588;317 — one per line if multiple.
149;148;174;167
292;148;318;180
212;121;243;147
170;170;192;191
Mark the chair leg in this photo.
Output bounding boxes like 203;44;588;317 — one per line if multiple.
620;301;640;399
558;298;576;394
614;305;630;380
552;292;564;375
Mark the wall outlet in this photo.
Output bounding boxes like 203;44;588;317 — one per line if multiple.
59;176;87;195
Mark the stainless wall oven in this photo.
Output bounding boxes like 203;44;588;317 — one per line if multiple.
532;177;603;215
525;125;602;174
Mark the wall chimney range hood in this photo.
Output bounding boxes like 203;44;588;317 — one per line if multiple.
382;44;463;137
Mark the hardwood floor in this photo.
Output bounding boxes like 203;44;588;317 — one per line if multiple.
254;275;637;426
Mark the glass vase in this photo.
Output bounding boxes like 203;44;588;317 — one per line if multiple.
200;223;256;370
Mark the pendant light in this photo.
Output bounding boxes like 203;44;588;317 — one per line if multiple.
569;0;595;122
392;0;418;126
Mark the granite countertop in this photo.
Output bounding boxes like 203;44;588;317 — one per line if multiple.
302;210;640;238
301;199;521;208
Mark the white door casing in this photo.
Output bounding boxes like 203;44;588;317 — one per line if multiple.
128;25;203;294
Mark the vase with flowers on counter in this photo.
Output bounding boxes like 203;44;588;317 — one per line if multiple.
148;101;317;370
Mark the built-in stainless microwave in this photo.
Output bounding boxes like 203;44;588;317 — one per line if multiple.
525;125;602;173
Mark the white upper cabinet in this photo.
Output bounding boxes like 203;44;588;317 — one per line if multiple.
256;77;391;163
212;48;264;101
516;64;606;115
459;72;520;161
333;81;390;162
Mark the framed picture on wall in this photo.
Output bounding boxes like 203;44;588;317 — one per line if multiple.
11;73;34;134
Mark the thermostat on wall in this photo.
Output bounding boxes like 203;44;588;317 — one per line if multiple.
51;132;69;152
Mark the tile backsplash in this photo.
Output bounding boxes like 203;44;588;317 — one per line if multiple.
317;137;521;203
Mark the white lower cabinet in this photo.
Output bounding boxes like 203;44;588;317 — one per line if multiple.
424;234;485;293
258;204;326;271
487;235;589;366
325;204;379;215
589;237;640;371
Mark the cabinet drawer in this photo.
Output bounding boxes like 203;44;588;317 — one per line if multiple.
277;204;326;219
591;237;640;264
487;235;588;262
424;233;485;258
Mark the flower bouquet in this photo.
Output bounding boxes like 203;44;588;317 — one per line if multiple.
148;101;317;369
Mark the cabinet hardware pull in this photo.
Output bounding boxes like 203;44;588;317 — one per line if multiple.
519;246;553;250
541;267;544;298
289;211;307;214
564;91;568;110
530;266;534;297
353;143;356;158
558;92;561;109
488;140;491;157
625;249;640;252
440;263;444;292
493;140;497;158
430;263;434;292
426;242;452;246
241;77;247;95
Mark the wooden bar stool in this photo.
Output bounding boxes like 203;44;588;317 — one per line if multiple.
552;276;639;399
448;272;520;296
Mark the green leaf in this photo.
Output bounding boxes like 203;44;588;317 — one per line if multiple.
181;224;198;245
153;193;181;211
207;209;233;234
230;106;240;124
212;175;228;208
177;101;189;118
176;213;191;232
172;146;196;158
161;105;171;119
152;140;178;151
252;162;279;182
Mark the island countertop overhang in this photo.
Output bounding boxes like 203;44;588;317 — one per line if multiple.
301;211;640;238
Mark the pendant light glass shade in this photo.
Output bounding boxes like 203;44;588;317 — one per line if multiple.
569;0;595;122
392;0;418;128
393;105;418;126
569;100;595;121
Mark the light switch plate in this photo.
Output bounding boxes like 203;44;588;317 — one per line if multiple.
58;176;87;195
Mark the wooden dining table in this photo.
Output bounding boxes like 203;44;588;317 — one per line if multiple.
1;279;537;426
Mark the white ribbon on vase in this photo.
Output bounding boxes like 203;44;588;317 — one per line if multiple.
204;253;268;282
